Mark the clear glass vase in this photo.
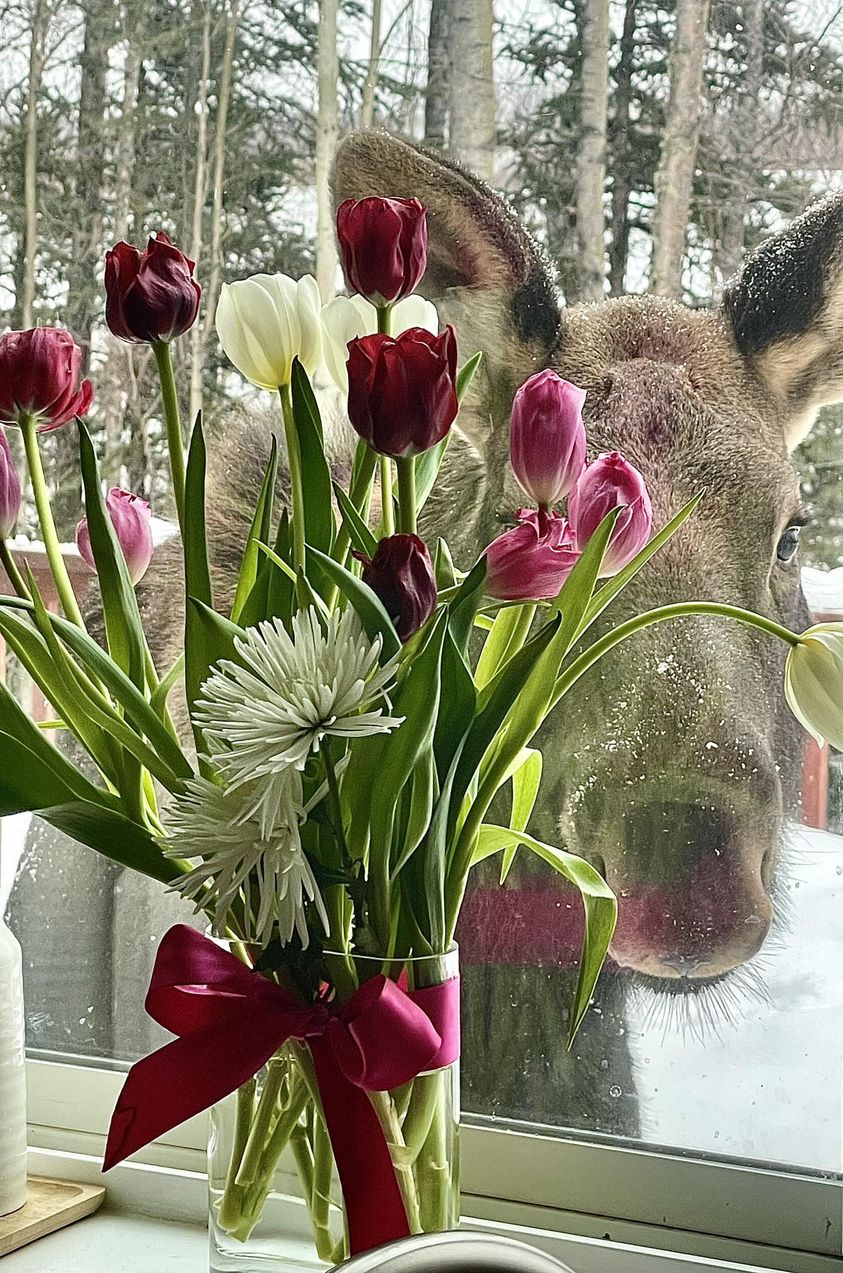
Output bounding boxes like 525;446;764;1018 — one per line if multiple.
208;948;460;1273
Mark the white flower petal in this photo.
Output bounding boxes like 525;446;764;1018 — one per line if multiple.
393;294;438;335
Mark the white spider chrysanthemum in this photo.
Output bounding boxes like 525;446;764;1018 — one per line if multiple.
195;607;403;801
166;770;328;949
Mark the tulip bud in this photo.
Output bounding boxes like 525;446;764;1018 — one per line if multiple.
0;428;21;538
569;451;652;577
336;197;428;306
105;233;201;344
0;328;94;433
216;273;322;390
321;293;439;393
76;488;154;586
785;623;843;751
484;510;580;602
355;534;438;642
510;370;586;507
347;326;458;458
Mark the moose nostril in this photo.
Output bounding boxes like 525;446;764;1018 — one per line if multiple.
662;953;704;977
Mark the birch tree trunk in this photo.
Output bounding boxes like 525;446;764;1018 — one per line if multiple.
315;0;338;301
192;0;239;425
608;0;637;296
575;0;610;301
650;0;711;298
187;1;215;424
360;0;382;129
448;0;495;182
425;0;449;148
21;0;49;328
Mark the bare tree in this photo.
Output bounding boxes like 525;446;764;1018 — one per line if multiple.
21;0;50;328
448;0;495;182
425;0;449;148
608;0;637;295
360;0;382;129
186;1;214;423
650;0;712;297
712;0;764;283
575;0;610;301
315;0;339;300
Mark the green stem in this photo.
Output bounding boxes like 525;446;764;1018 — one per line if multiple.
0;541;30;600
215;1079;257;1233
152;342;186;534
552;600;800;710
20;416;86;628
396;457;417;536
323;739;351;868
310;1110;336;1261
235;1056;287;1186
279;381;306;574
379;456;395;536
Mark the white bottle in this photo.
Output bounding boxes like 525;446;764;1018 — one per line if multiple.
0;917;27;1216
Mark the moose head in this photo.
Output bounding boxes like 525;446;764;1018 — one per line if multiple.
333;131;843;990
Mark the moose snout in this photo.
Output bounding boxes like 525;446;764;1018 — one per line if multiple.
606;800;777;981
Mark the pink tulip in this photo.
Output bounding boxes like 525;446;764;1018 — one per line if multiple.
0;428;21;538
485;509;580;602
76;488;154;585
569;451;652;577
509;370;587;507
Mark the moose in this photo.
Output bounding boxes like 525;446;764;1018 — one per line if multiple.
8;131;840;1137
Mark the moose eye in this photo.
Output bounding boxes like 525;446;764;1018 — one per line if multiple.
776;525;801;563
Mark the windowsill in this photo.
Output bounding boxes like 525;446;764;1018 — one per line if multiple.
17;1148;827;1273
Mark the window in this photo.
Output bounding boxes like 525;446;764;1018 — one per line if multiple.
2;0;842;1263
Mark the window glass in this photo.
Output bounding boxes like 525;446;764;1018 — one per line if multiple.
1;0;841;1198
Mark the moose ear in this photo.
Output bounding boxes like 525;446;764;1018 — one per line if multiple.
723;193;843;449
332;131;560;356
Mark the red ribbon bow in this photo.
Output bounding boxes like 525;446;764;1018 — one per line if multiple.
104;925;459;1254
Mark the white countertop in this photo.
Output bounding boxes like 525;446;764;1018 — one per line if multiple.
3;1212;206;1272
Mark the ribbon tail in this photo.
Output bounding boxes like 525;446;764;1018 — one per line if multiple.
104;1011;278;1171
309;1036;411;1256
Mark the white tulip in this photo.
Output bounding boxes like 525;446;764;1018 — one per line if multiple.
216;273;322;391
321;293;439;393
784;622;843;750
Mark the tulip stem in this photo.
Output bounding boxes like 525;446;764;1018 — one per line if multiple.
20;416;86;628
552;599;801;714
396;457;417;536
152;341;186;535
379;456;395;537
0;541;30;601
279;382;306;573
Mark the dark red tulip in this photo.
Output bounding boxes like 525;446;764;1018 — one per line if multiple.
336;197;428;305
105;232;200;344
347;326;458;458
485;510;580;602
0;328;94;432
0;427;21;537
355;534;438;642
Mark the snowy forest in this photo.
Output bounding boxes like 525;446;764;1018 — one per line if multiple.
2;0;843;561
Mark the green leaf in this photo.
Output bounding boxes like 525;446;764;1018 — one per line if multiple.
77;422;146;689
306;546;401;659
414;434;451;515
447;556;488;655
230;436;278;623
501;747;542;882
392;749;437;874
474;603;535;689
188;599;246;672
42;801;186;886
433;628;476;781
472;825;617;1044
0;703;119;811
265;512;295;624
0;729;95;816
579;493;703;638
456;351;483;402
150;654;185;719
183;415;214;766
333;481;378;559
433;538;457;590
290;359;334;557
549;506;622;646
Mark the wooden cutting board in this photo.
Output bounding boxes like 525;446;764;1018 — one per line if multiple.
0;1176;106;1256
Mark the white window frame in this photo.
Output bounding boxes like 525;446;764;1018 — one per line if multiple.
25;1056;842;1273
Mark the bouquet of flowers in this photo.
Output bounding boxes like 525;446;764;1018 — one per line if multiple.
0;195;839;1267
